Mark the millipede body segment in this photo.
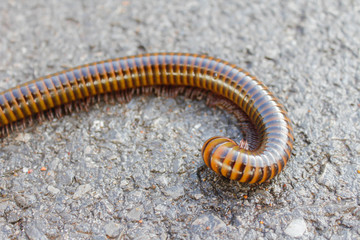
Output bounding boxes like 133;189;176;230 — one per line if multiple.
0;53;294;184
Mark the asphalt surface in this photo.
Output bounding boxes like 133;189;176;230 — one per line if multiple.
0;0;359;239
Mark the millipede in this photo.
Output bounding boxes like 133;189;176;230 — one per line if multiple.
0;53;294;184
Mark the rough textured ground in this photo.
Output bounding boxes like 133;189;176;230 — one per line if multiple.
0;0;359;239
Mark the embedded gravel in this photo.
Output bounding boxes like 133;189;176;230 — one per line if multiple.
0;0;359;239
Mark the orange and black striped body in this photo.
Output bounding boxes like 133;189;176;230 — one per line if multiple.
0;53;293;184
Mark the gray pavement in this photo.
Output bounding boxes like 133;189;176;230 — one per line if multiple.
0;0;359;239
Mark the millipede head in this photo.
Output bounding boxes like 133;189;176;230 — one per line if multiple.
201;136;268;184
201;136;241;180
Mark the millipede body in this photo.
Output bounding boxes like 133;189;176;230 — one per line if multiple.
0;53;294;184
